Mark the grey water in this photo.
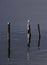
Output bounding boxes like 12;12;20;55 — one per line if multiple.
0;24;47;65
0;0;47;65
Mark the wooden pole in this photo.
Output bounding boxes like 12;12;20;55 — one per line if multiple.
8;22;10;59
27;20;31;47
38;24;41;48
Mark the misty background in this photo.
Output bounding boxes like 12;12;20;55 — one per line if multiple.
0;0;47;33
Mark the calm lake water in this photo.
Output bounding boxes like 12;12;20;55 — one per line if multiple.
0;24;47;65
0;0;47;65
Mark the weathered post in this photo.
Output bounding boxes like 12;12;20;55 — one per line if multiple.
27;20;31;47
8;22;10;59
38;24;41;49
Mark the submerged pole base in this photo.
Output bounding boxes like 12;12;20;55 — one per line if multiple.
27;43;30;47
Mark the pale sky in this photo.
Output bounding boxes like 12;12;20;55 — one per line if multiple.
0;0;47;31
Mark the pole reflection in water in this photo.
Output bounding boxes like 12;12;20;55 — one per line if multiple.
38;36;41;49
27;47;30;61
27;33;31;61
